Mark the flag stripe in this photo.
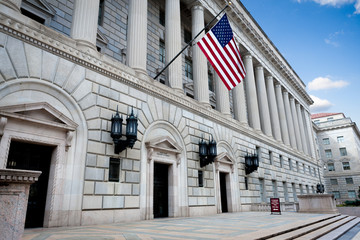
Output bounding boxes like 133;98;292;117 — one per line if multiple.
196;13;246;90
207;32;242;84
198;40;233;89
199;35;237;88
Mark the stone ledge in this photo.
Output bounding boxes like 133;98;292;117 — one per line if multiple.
0;169;42;183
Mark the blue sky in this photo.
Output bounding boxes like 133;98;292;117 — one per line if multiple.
239;0;360;125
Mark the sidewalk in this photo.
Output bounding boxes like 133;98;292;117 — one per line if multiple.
21;212;353;240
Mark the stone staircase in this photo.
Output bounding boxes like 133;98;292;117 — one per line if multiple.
239;214;360;240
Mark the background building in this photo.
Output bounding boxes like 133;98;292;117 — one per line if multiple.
0;0;319;228
312;113;360;203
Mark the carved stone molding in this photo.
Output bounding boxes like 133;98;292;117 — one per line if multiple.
0;117;7;135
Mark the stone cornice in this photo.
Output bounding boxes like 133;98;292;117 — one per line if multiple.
0;169;41;183
0;10;313;163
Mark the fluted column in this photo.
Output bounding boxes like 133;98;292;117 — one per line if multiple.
127;0;148;77
266;76;282;141
275;84;290;145
290;97;303;152
0;0;22;11
164;0;183;90
243;54;261;130
304;110;316;158
232;80;248;125
215;72;231;116
296;103;309;155
255;66;272;136
283;91;297;149
71;0;100;50
192;4;209;104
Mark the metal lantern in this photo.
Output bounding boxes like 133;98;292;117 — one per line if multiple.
208;136;217;163
110;106;138;154
316;183;325;193
111;108;123;144
126;108;138;148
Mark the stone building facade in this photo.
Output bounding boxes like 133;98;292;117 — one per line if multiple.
312;113;360;203
0;0;320;228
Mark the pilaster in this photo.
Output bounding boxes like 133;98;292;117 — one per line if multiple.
165;0;183;91
266;76;282;141
255;65;272;136
71;0;100;51
127;0;148;77
215;72;231;116
290;97;303;152
243;54;261;131
283;91;297;149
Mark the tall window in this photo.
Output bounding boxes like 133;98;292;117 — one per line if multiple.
328;163;335;171
159;9;165;26
198;170;203;187
322;138;330;145
109;158;120;182
348;190;356;199
330;179;338;185
325;149;332;158
272;180;278;198
279;155;283;168
342;162;351;170
292;183;297;201
208;72;214;92
299;184;304;194
283;182;289;202
296;161;299;172
259;179;266;202
306;185;309;194
345;178;354;184
269;151;273;165
333;191;340;199
337;136;344;143
98;0;105;26
159;40;165;63
184;29;192;44
185;57;193;79
339;147;347;156
245;177;248;190
256;147;261;163
302;163;305;173
288;158;292;170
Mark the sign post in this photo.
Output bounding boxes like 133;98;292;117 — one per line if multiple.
270;198;281;215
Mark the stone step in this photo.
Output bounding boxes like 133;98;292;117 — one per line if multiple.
317;217;360;240
236;214;340;240
267;215;348;240
296;216;358;240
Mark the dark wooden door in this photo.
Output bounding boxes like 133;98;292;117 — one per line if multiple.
220;172;228;213
7;141;53;228
153;163;168;218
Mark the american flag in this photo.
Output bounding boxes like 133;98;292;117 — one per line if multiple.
197;14;246;90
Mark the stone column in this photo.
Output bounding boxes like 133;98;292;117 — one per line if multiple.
255;66;272;136
71;0;100;50
283;91;297;149
127;0;148;77
0;0;22;11
290;97;303;152
243;54;261;131
296;103;309;155
232;81;248;125
266;76;282;141
275;84;290;145
304;110;316;158
165;0;183;91
215;72;231;116
192;4;209;105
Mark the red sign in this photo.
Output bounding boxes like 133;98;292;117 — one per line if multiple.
270;198;281;214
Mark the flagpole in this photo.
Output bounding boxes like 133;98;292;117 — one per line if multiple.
154;3;230;80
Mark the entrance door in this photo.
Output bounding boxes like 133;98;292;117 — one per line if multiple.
220;172;228;213
6;141;53;228
153;163;168;218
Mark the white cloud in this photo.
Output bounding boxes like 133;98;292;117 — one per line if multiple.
307;77;349;90
324;30;343;47
310;95;333;112
296;0;360;14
